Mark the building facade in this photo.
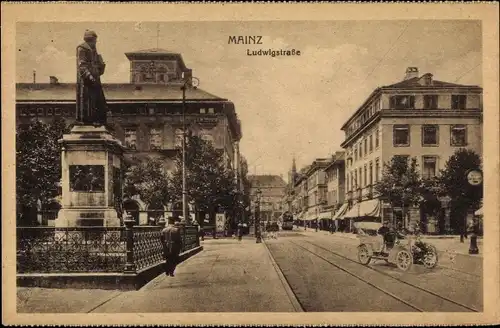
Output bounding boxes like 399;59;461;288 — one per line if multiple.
16;48;243;225
248;175;287;223
304;159;330;226
323;151;346;218
339;67;482;233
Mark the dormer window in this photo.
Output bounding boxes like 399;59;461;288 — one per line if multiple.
419;73;433;86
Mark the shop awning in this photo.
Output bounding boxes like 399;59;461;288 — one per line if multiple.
332;203;349;220
319;211;332;220
475;207;483;216
344;199;381;219
305;212;317;221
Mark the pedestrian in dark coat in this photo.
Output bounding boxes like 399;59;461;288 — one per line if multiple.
237;223;243;241
160;217;183;277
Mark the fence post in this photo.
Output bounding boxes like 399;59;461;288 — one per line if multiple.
123;216;136;274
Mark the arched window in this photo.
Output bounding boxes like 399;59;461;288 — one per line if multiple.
147;201;164;225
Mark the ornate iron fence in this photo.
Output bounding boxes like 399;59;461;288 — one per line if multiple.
133;227;163;271
17;223;201;274
17;227;127;273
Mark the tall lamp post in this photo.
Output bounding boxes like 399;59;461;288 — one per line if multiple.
180;75;200;224
466;169;483;254
255;188;262;243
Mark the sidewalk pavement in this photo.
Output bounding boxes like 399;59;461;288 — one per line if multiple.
17;237;300;313
297;229;483;258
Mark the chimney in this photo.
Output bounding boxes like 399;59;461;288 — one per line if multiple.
33;70;36;83
404;67;419;80
49;76;59;84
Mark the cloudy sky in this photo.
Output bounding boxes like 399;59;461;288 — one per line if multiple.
16;20;482;178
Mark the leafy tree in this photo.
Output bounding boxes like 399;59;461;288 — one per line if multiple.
239;156;252;223
16;118;69;226
374;156;423;209
123;155;171;209
171;134;236;224
436;148;483;239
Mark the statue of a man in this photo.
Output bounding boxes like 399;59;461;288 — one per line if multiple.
76;30;107;126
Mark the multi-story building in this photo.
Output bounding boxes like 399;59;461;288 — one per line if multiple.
322;151;346;224
292;166;310;222
16;48;242;225
303;159;330;228
339;67;482;233
248;175;287;222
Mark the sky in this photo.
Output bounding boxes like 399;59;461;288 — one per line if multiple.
16;20;482;179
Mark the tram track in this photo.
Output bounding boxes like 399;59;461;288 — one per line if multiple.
289;240;479;312
304;239;482;293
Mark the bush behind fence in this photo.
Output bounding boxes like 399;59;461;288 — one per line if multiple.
17;224;200;274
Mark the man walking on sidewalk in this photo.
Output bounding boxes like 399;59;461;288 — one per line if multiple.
160;217;183;277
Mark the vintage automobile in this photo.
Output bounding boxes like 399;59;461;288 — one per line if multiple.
355;221;439;271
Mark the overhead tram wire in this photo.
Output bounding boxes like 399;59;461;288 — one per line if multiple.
454;63;481;83
343;21;413;109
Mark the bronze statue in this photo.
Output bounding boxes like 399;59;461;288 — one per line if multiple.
76;30;107;126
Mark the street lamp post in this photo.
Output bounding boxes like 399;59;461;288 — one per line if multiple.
255;188;262;243
466;169;483;254
180;75;199;224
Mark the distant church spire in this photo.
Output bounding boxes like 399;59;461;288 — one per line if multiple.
289;155;297;186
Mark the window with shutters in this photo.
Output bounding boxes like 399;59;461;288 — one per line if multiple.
450;125;467;146
451;95;467;110
423;95;438;109
422;156;438;179
390;95;415;110
375;158;380;182
393;125;410;146
422;125;439;146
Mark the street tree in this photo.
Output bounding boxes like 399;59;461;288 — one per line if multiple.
374;156;423;228
123;155;171;212
16;118;69;226
436;148;483;240
171;134;236;224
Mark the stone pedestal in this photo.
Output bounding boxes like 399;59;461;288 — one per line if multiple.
56;125;125;227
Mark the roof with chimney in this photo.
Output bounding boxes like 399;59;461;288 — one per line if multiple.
16;83;225;102
384;74;471;89
340;66;482;130
248;175;287;189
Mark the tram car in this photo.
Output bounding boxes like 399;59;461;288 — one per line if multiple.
281;212;294;230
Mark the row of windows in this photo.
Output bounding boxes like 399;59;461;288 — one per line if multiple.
124;127;214;150
349;129;380;164
346;100;381;136
389;94;467;110
393;124;467;147
346;154;440;193
18;106;218;117
347;158;381;192
18;107;74;117
345;94;470;138
389;155;439;180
